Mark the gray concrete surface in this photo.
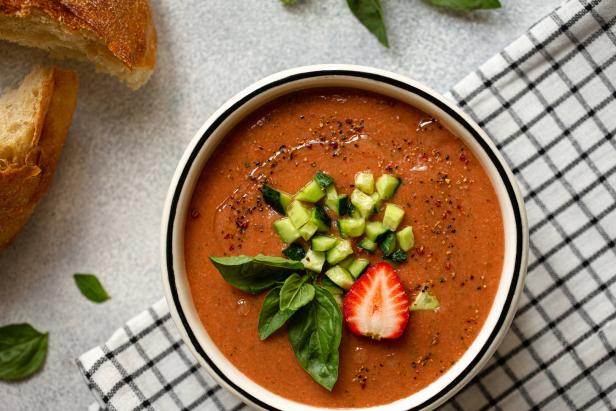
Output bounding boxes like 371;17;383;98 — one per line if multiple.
0;0;562;409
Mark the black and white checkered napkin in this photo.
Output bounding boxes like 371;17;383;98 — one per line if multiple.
77;0;616;409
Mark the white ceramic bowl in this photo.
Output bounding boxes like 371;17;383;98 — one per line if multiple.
161;65;529;411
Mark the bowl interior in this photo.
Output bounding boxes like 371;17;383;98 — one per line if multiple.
162;66;527;411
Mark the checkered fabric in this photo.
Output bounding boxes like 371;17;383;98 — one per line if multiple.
77;0;616;409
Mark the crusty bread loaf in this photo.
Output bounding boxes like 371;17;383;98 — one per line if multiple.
0;0;156;89
0;66;78;249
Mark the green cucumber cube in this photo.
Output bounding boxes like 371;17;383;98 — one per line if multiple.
311;235;338;252
299;221;319;240
379;231;397;256
295;180;325;203
273;218;300;243
321;277;344;296
411;288;440;311
326;239;354;265
286;200;311;228
311;205;331;232
337;217;365;238
302;249;326;273
383;203;405;231
371;192;382;212
326;184;338;200
338;256;355;270
354;172;375;194
397;226;415;251
358;237;377;252
351;189;375;217
325;266;354;290
365;221;388;242
262;185;293;215
376;174;401;200
349;258;370;278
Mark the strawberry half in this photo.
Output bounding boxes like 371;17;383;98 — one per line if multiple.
343;262;409;340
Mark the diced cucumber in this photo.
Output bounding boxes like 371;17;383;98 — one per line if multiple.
379;231;397;256
261;185;293;214
299;221;318;240
326;194;350;216
358;237;377;252
337;217;365;238
365;221;388;242
338;256;355;270
397;226;415;251
326;239;354;265
321;277;343;296
326;184;338;200
282;243;306;261
302;249;326;273
383;203;405;231
311;205;331;232
354;172;375;194
376;174;401;200
325;266;354;290
311;235;338;251
410;288;440;311
351;189;375;217
286;200;311;228
295;180;325;203
349;258;369;278
371;192;382;212
387;249;408;262
314;171;334;188
273;218;300;243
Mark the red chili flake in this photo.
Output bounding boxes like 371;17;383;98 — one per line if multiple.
190;208;200;219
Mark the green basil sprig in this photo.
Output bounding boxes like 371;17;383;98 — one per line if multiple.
429;0;502;11
0;324;48;381
288;286;342;391
211;254;342;389
74;273;110;303
347;0;388;47
209;255;304;293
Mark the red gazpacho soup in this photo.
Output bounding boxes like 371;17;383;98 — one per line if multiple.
185;88;504;408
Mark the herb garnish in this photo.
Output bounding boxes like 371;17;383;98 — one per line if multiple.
74;273;111;303
280;0;502;47
0;324;48;381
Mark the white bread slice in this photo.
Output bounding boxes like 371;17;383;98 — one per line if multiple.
0;1;157;89
0;66;79;249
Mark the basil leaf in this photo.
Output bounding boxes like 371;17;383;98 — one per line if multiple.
0;324;48;381
280;274;315;311
288;287;342;391
385;249;408;263
314;171;334;188
347;0;389;48
258;287;296;340
410;287;440;311
283;244;306;261
73;273;110;303
209;255;304;294
428;0;501;11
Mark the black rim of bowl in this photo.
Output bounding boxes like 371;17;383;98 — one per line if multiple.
165;69;524;411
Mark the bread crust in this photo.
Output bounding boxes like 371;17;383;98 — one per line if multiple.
0;68;78;249
0;0;156;77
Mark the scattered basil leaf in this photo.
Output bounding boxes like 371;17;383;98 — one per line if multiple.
283;244;306;261
410;287;441;311
280;274;315;312
288;287;342;391
314;171;334;188
258;287;296;340
209;255;304;294
73;273;110;303
321;277;343;297
347;0;389;48
428;0;501;11
386;249;408;263
0;324;48;381
261;185;285;214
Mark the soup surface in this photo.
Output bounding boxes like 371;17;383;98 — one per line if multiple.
185;88;504;407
